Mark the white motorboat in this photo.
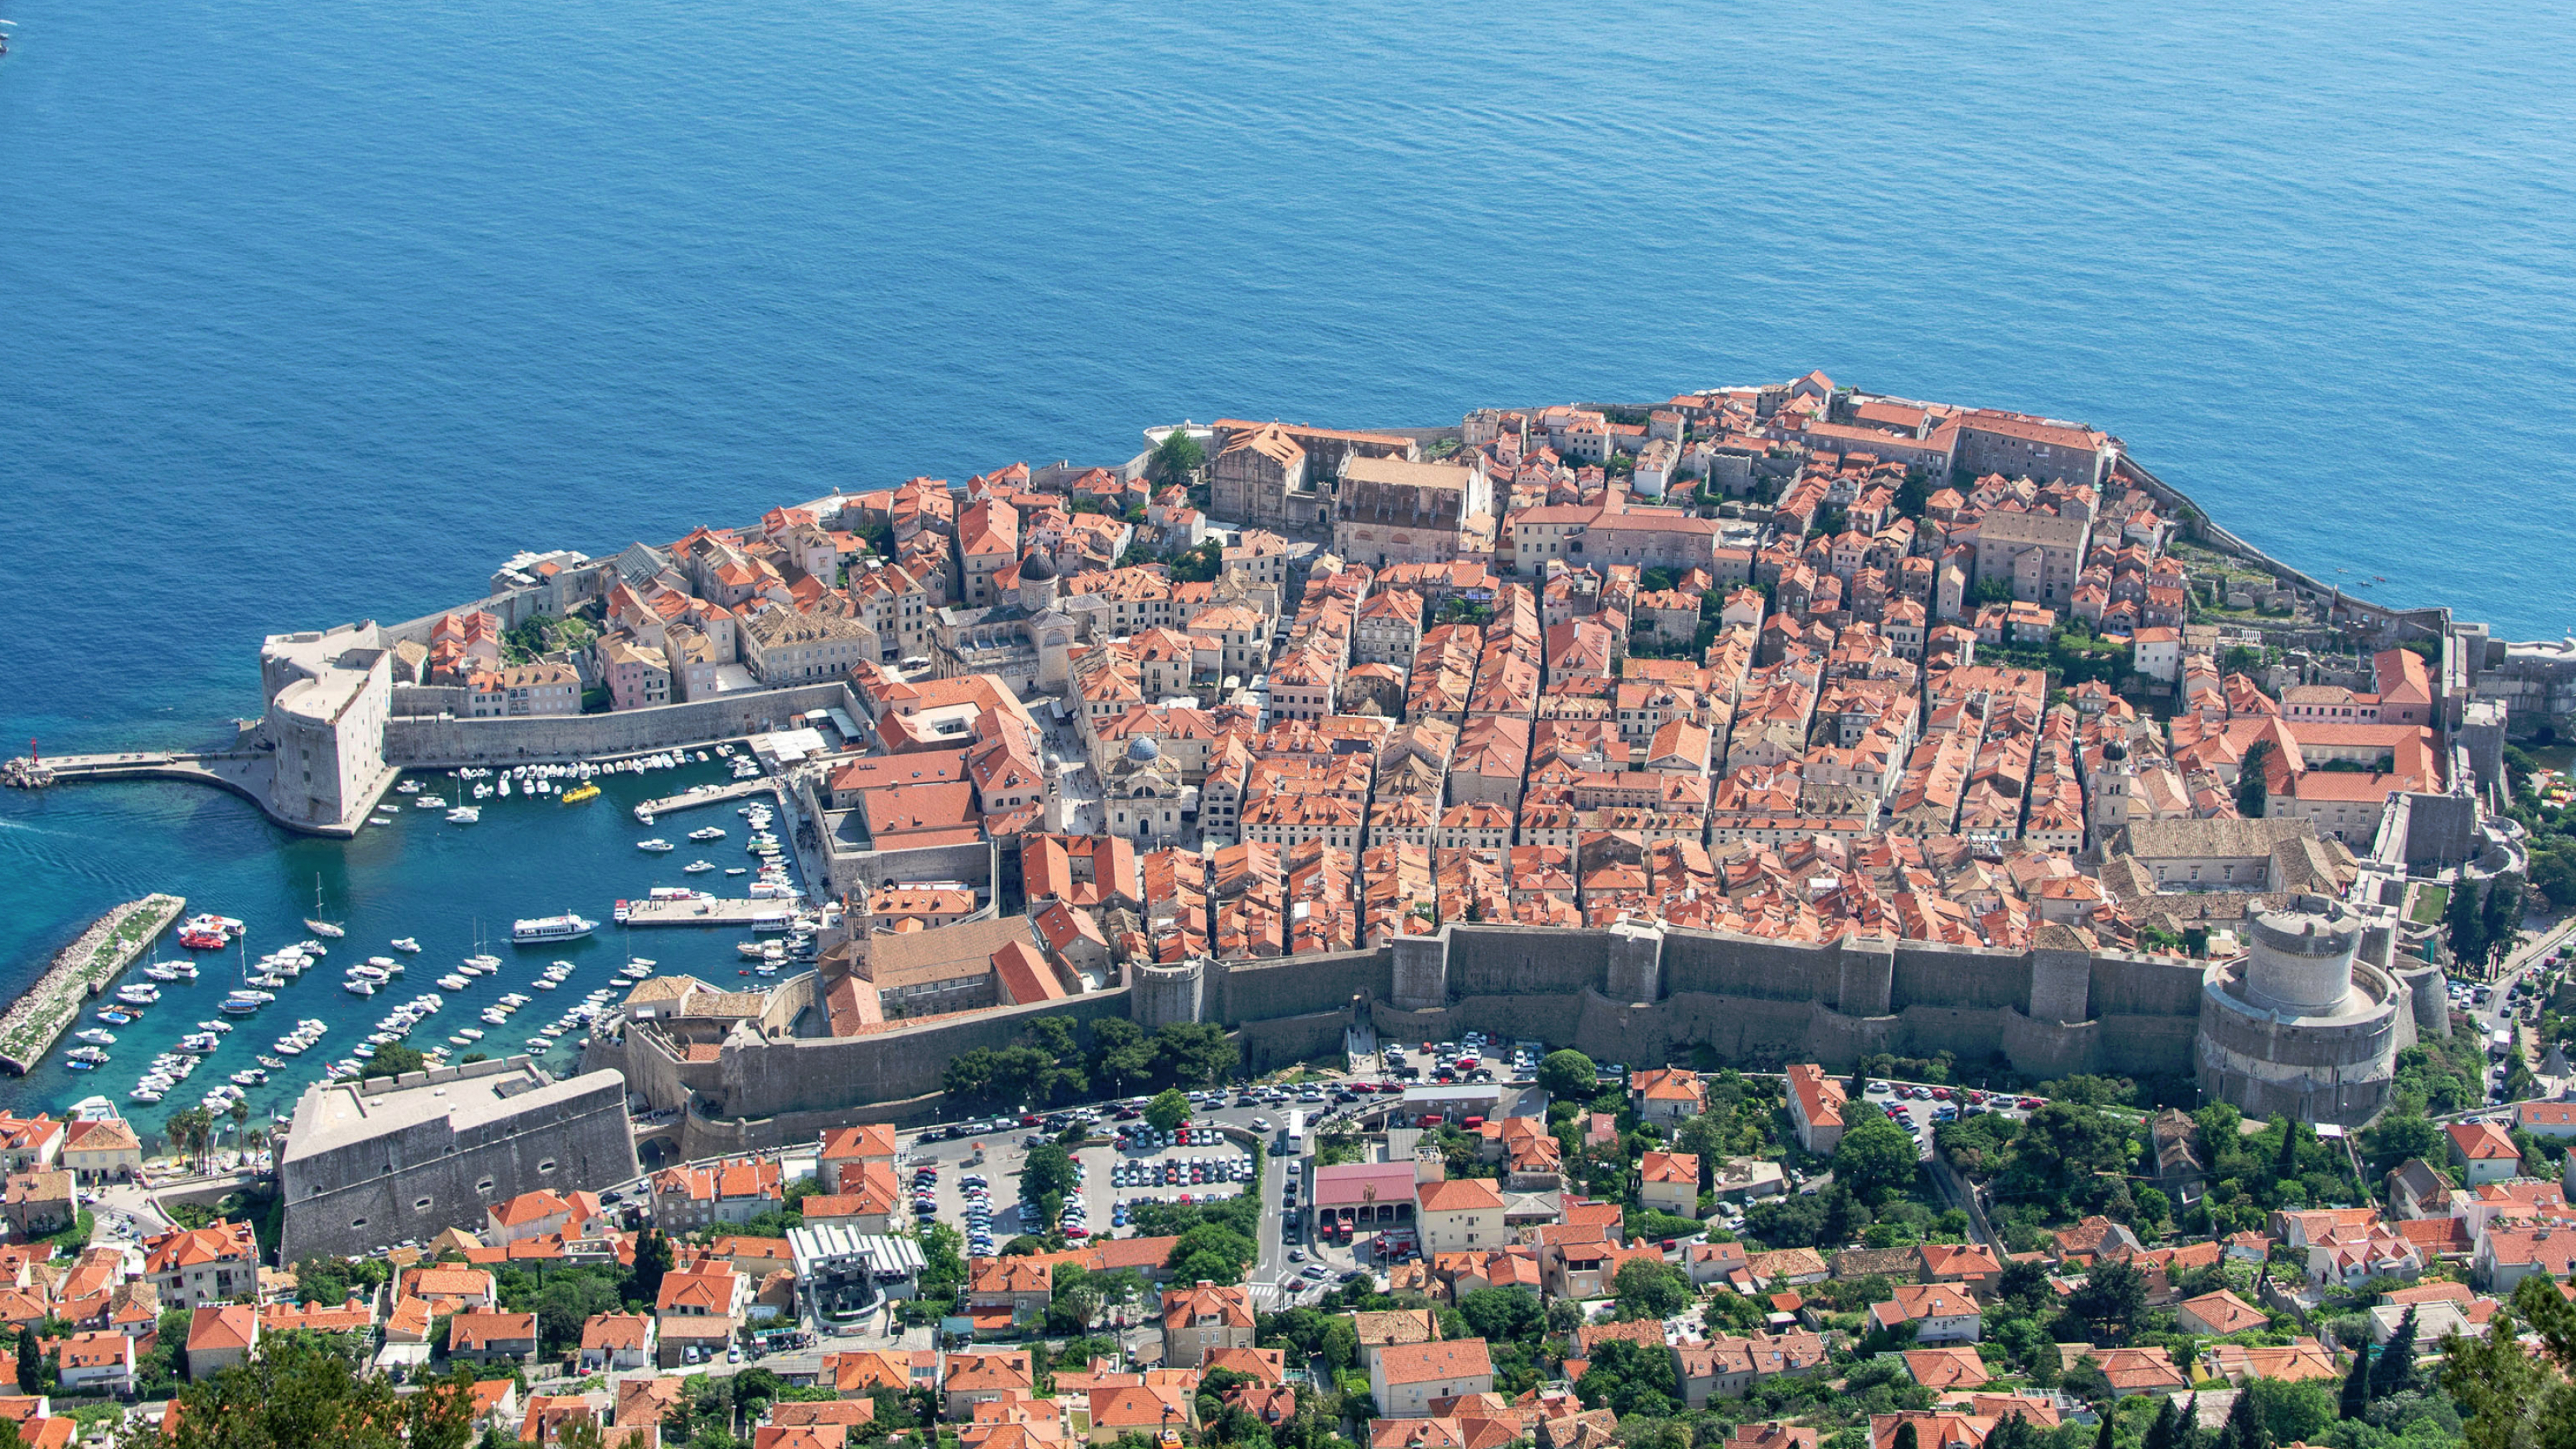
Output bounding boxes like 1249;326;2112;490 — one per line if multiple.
344;980;376;997
689;826;727;841
684;861;715;873
447;806;480;824
637;838;675;853
390;938;421;953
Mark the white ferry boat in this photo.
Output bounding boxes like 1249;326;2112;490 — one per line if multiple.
512;913;598;945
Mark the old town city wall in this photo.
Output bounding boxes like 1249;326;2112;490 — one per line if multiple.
612;923;2226;1147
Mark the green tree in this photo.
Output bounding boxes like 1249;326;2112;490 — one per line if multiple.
2362;1112;2444;1177
1152;430;1207;482
1166;1223;1257;1285
1152;1023;1237;1087
2142;1397;2182;1449
2212;1378;2271;1449
1089;1018;1159;1096
140;1334;476;1449
2447;878;2489;974
1455;1287;1543;1346
2339;1334;2372;1418
1146;1089;1193;1134
1891;1424;1919;1449
2067;1259;2149;1344
1022;1142;1079;1208
14;1330;38;1395
2240;1378;2332;1447
1536;1051;1598;1102
2000;1102;2139;1217
2370;1305;2417;1398
365;1041;427;1079
1609;1257;1690;1322
2443;1277;2563;1449
628;1227;675;1307
1833;1112;1921;1198
2237;740;2274;818
2481;878;2526;971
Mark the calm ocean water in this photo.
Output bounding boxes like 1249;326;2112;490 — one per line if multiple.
0;0;2570;1126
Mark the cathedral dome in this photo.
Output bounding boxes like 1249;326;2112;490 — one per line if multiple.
1019;549;1057;582
1126;735;1162;763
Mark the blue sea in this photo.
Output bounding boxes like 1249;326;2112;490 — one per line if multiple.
1;0;2571;1133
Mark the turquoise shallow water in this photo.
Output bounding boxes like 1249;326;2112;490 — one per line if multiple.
1;757;805;1139
1;0;2571;1126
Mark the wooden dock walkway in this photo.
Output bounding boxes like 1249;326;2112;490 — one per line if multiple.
0;894;186;1074
613;897;799;929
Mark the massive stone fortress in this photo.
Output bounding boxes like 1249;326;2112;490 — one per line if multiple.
278;1057;639;1261
591;914;2449;1155
2196;896;2432;1126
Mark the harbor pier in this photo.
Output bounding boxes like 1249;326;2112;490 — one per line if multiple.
0;894;186;1075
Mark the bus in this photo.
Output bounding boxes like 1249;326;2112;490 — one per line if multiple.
1283;1110;1305;1156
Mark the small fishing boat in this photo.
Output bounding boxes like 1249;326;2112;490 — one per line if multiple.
562;782;600;804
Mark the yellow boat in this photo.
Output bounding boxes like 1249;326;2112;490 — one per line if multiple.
561;783;601;804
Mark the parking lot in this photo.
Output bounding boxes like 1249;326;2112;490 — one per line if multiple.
904;1104;1273;1257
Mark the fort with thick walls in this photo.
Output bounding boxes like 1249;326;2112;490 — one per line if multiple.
585;914;2453;1154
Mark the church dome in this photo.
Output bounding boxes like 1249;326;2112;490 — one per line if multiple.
1126;735;1161;763
1020;549;1057;582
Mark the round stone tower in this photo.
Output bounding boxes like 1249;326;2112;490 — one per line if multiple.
2241;896;2363;1016
2196;894;2414;1127
1132;957;1207;1032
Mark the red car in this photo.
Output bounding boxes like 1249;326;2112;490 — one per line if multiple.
2018;1097;2043;1110
1930;1087;1951;1102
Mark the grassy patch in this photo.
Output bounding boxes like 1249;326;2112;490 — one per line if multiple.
2410;883;2451;926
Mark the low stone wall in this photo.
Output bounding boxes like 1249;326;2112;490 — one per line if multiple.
382;683;857;765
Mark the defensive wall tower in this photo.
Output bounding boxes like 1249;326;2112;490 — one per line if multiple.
2195;894;2415;1127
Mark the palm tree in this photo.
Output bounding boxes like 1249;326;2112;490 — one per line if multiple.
228;1101;250;1163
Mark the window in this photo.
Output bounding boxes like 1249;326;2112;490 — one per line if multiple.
415;1196;434;1212
477;1177;496;1193
538;1159;558;1175
350;1217;368;1229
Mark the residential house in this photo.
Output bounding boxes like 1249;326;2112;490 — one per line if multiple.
449;1311;541;1367
1161;1283;1255;1368
580;1313;657;1374
185;1305;260;1381
1867;1285;1981;1345
1371;1340;1495;1419
56;1333;134;1395
1782;1065;1847;1156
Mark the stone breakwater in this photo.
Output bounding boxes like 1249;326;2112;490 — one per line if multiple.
0;894;186;1075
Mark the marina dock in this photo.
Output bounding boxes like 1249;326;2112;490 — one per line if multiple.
635;778;781;818
614;897;797;928
0;894;186;1075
